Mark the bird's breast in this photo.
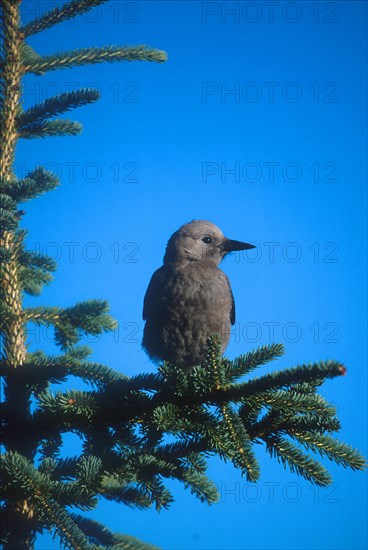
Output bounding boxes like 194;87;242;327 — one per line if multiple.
162;263;232;318
143;262;234;366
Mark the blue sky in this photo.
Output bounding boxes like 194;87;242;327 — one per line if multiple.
15;1;367;548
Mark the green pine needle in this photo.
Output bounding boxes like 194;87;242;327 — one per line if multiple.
69;513;160;549
228;342;285;380
250;388;337;415
220;404;260;482
0;193;18;231
1;166;60;202
24;46;167;75
290;431;367;471
17;88;100;128
265;435;332;486
180;469;219;504
228;360;346;399
21;0;111;37
19;119;83;139
19;266;54;295
21;349;128;390
1;452;91;549
19;250;57;272
23;300;117;350
100;481;152;510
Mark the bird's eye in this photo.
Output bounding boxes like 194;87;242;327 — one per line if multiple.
202;236;212;244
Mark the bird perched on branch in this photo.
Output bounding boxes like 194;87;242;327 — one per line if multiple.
142;220;255;371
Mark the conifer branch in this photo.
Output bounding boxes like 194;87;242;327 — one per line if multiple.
227;342;285;381
24;305;61;325
0;234;56;300
220;404;260;481
206;333;226;389
177;469;219;504
264;435;332;486
21;0;110;37
37;389;99;424
280;413;341;434
1;452;91;549
1;166;60;202
70;513;161;549
17;89;100;128
248;389;337;415
99;482;152;509
19;249;57;272
19;119;83;139
24;300;117;349
20;42;43;67
19;265;54;295
24;46;168;75
4;349;128;392
214;360;347;403
124;372;163;392
0;192;18;231
290;432;367;471
248;406;340;441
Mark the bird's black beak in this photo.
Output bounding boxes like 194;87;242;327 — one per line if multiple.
222;238;256;252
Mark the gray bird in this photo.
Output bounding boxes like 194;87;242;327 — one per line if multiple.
142;220;255;371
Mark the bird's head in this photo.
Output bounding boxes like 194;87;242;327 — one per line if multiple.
164;220;255;265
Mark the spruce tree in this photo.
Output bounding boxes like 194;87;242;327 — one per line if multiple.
0;1;366;549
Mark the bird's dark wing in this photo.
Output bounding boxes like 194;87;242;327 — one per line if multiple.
230;287;235;325
142;266;165;321
223;272;236;325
